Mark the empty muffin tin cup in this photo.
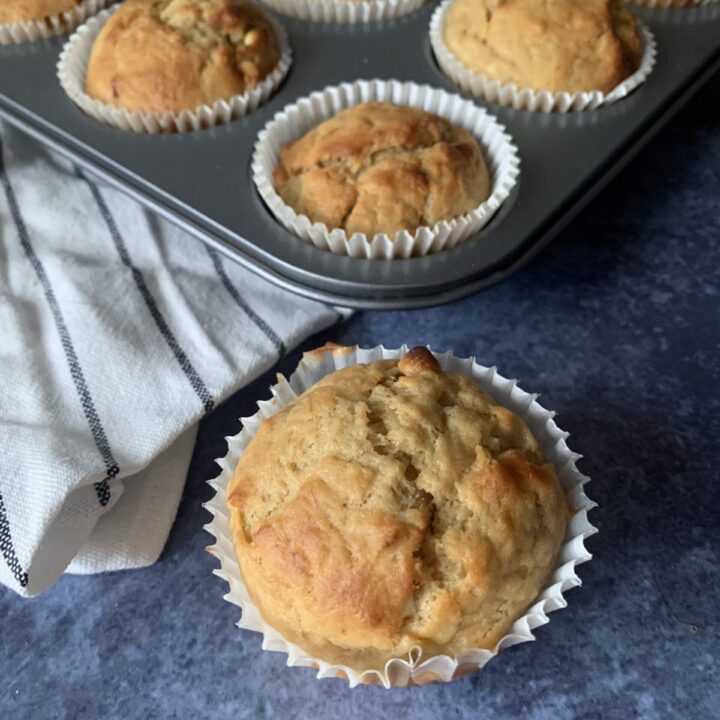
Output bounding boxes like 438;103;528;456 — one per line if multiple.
56;4;292;133
252;79;521;259
0;0;110;45
429;0;658;113
204;344;598;688
259;0;425;23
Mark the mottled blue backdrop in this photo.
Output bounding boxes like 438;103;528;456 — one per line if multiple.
2;71;719;720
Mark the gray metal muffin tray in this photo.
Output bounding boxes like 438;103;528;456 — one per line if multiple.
0;4;719;309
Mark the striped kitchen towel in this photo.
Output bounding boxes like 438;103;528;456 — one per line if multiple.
0;123;345;597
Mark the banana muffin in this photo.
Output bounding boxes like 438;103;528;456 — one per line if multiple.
0;0;81;23
227;346;568;671
272;103;491;238
85;0;280;114
443;0;644;94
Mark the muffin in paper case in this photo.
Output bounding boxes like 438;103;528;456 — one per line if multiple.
56;4;292;134
252;79;520;259
429;0;658;113
204;345;598;688
259;0;425;23
0;0;111;45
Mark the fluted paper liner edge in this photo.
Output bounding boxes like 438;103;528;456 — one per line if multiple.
429;0;657;113
259;0;425;23
0;0;110;45
251;79;520;259
204;345;598;688
57;5;292;134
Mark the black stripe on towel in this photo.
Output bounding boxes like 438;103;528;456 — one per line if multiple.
81;173;215;414
207;248;287;357
0;140;116;508
0;493;28;588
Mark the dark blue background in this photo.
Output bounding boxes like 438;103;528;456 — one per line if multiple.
2;72;719;720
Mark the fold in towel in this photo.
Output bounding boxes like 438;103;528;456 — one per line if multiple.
0;122;345;596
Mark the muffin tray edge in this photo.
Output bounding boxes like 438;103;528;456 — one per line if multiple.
0;5;718;309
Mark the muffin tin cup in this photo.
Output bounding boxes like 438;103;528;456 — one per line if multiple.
259;0;425;24
429;0;658;113
56;5;292;134
252;79;520;259
204;344;598;688
0;0;110;45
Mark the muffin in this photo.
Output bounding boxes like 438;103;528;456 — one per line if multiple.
0;0;81;23
443;0;644;94
272;102;491;238
227;346;568;672
85;0;280;114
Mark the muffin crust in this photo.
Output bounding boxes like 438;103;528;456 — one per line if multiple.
443;0;644;94
273;102;491;238
228;347;568;671
0;0;80;24
85;0;280;113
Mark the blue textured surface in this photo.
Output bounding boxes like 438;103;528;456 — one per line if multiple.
2;74;720;719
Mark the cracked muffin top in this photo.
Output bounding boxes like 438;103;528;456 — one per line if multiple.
227;346;568;671
443;0;643;94
0;0;80;23
272;102;491;238
85;0;280;114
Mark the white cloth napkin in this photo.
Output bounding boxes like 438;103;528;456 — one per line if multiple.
0;123;345;597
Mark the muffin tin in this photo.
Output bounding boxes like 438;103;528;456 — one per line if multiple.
0;3;719;308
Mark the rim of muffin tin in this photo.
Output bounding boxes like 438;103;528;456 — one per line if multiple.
56;4;292;134
204;344;598;688
429;0;658;113
251;79;521;260
259;0;426;23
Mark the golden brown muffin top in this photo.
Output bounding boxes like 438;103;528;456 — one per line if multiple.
273;102;491;238
85;0;279;114
228;347;568;671
444;0;643;94
0;0;79;24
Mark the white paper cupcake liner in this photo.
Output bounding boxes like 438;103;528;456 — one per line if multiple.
0;0;110;45
56;5;292;134
204;345;598;688
259;0;424;23
430;0;658;113
252;79;520;259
